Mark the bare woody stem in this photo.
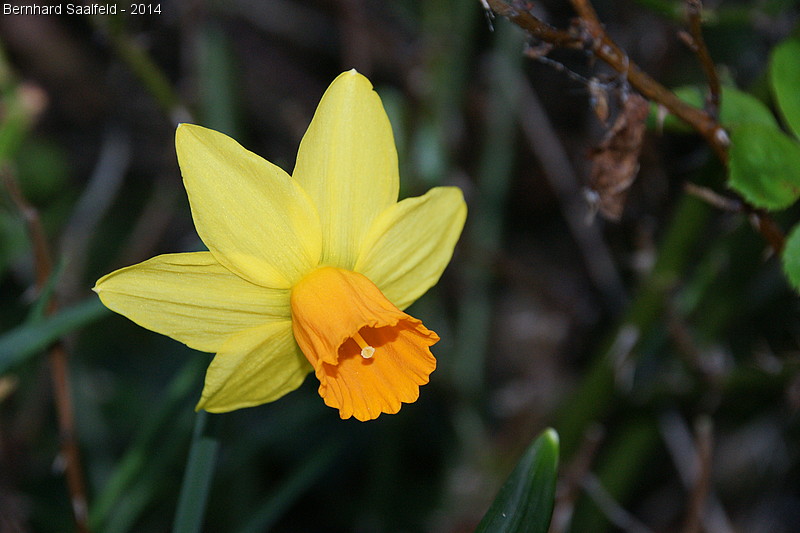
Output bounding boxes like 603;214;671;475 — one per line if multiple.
685;0;722;119
483;0;786;251
569;0;727;162
2;167;91;533
484;0;583;47
484;0;728;162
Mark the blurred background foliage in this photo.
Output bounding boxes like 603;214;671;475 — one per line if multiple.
1;0;800;531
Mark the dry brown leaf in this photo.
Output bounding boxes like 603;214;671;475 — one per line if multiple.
588;92;649;220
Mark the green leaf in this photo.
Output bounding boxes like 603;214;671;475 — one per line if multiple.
90;357;205;532
782;223;800;291
0;298;108;373
728;123;800;210
475;428;559;533
172;411;221;533
237;440;345;533
651;85;777;132
718;87;778;129
770;37;800;140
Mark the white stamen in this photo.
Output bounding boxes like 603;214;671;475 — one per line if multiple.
353;331;375;359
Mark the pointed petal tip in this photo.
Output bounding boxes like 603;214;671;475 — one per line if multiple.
175;124;222;153
175;123;194;151
175;122;193;138
175;122;205;145
331;68;374;91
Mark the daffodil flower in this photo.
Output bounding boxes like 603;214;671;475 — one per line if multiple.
93;70;467;421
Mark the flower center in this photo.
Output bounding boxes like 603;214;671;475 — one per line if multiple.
290;266;438;421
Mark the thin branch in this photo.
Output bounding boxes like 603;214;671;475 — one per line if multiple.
484;0;582;47
549;424;605;533
666;296;732;387
3;168;51;289
3;167;91;533
748;211;785;254
660;412;736;533
483;0;786;252
685;0;721;119
568;0;727;162
684;182;742;213
682;417;713;533
581;474;655;533
684;183;785;253
484;0;727;161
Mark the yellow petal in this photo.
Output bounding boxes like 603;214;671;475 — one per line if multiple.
291;267;438;421
176;123;321;288
197;320;311;412
292;70;399;269
355;186;467;310
93;252;290;352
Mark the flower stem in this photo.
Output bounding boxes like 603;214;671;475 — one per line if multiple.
172;410;221;533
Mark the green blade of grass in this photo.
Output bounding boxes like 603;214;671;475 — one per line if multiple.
90;356;206;531
475;428;560;533
237;439;345;533
0;298;108;372
172;410;222;533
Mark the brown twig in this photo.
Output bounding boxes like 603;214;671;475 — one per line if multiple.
3;168;51;289
3;167;91;533
685;0;721;119
749;210;786;255
484;0;727;161
665;294;732;395
682;417;713;533
680;1;785;252
483;0;787;252
684;182;742;213
581;473;655;533
484;0;582;47
684;184;785;254
660;412;736;533
569;0;727;163
549;424;605;533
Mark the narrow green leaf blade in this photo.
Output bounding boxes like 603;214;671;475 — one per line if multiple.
782;224;800;291
172;411;221;533
90;357;205;531
728;123;800;210
475;428;559;533
237;440;344;533
0;298;108;372
770;37;800;140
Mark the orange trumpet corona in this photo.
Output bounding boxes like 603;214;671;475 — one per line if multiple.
290;267;438;421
